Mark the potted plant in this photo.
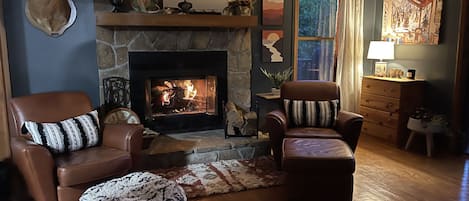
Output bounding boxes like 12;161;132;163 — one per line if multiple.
259;67;293;94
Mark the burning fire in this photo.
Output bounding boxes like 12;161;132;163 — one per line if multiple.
183;80;197;100
155;80;198;106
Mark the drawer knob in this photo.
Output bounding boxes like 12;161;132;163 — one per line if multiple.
366;85;370;88
386;103;393;108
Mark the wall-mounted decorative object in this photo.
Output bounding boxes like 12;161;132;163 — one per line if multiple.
262;30;284;63
262;0;284;25
381;0;443;45
25;0;77;37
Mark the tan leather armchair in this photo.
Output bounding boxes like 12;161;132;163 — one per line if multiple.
9;91;144;201
265;81;363;169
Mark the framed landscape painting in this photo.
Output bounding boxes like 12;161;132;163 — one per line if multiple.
262;30;284;63
381;0;443;45
262;0;284;25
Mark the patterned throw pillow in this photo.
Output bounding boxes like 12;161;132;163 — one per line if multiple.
284;99;340;128
22;110;100;154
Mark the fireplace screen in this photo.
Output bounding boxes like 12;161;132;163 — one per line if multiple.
149;76;217;117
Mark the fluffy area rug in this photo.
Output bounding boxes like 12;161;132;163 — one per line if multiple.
150;156;286;199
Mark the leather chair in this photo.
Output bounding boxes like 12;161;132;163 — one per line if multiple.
9;91;144;201
265;81;363;169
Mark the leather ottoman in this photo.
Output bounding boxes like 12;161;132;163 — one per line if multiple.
282;138;355;201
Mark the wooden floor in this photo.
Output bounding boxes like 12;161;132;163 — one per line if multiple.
193;135;469;201
4;134;468;201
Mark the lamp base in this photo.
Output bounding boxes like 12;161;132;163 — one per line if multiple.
374;62;387;77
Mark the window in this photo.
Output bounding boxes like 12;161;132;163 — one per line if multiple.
294;0;338;81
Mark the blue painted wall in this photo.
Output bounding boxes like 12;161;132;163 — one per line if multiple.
3;0;99;106
363;0;461;116
250;0;294;107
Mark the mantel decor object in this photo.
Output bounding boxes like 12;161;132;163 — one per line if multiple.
131;0;162;13
110;0;125;12
178;0;193;13
223;0;252;16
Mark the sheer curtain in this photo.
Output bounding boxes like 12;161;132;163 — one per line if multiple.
335;0;364;112
317;0;337;81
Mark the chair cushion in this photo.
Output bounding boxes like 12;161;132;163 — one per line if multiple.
285;127;343;139
55;146;131;186
284;99;339;128
282;138;354;173
23;110;100;154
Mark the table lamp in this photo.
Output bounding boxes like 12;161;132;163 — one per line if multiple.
367;41;395;77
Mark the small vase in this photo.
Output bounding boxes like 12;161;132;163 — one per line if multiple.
271;88;280;94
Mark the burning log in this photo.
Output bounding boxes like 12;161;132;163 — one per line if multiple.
225;101;257;136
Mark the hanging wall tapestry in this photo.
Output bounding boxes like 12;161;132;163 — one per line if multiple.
381;0;443;45
262;30;284;63
262;0;284;25
25;0;77;37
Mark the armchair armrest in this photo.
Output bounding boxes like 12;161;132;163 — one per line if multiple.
102;124;144;154
10;136;56;201
265;110;288;169
335;111;363;152
102;124;144;169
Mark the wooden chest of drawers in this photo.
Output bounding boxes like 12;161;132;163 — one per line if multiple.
360;76;425;146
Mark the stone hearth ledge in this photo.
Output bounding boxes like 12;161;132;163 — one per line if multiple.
140;129;270;169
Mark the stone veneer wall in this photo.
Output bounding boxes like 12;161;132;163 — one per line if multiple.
95;27;252;110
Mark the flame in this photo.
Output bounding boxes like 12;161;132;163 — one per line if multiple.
161;90;171;106
183;80;197;100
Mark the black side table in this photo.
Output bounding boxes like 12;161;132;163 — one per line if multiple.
255;92;281;132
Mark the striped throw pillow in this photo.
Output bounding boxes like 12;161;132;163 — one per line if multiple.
22;110;100;154
284;99;339;128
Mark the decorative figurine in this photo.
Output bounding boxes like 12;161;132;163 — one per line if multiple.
110;0;125;12
178;0;192;13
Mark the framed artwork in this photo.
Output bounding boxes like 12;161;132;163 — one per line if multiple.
262;0;284;25
262;30;284;63
374;63;387;77
381;0;443;45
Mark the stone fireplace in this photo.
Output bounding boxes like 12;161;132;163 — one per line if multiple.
95;26;252;132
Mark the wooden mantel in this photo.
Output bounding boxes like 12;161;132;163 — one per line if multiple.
95;12;258;28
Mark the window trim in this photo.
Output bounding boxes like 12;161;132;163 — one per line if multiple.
292;0;338;81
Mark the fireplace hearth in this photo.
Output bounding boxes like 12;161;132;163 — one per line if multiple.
129;51;227;133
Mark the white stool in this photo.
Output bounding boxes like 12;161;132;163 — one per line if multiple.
405;117;445;157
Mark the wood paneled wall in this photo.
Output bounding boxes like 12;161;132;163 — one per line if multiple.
0;0;11;160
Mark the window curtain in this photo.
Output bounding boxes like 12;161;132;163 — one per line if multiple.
335;0;364;112
317;0;337;81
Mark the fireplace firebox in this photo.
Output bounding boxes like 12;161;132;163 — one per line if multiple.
129;51;227;133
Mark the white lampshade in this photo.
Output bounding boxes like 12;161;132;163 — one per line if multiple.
367;41;395;61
